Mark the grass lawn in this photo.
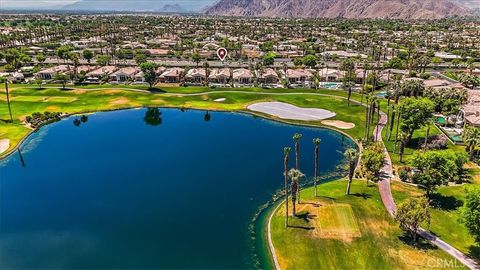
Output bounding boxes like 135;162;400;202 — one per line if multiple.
270;179;466;269
0;85;370;157
391;171;480;262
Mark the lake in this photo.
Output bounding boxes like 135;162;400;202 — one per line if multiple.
0;108;355;269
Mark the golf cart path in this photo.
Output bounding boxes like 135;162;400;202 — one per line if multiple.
374;111;480;270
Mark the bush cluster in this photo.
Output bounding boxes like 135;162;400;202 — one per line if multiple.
25;112;62;128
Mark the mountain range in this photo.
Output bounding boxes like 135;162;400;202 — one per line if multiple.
205;0;473;19
1;0;478;19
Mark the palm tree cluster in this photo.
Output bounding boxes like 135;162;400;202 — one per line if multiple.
282;133;325;227
282;133;360;227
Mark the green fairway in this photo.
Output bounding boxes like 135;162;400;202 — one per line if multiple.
270;179;466;269
0;85;370;157
11;96;78;103
315;203;360;239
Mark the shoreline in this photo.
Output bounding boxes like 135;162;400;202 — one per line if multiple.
0;105;358;161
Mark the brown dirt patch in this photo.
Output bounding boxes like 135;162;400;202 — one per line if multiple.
71;89;87;94
360;219;395;237
322;120;355;129
391;182;423;197
109;97;130;105
104;90;123;94
152;99;167;104
45;106;61;111
276;251;288;270
388;248;441;269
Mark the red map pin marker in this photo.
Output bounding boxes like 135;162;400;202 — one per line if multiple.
217;48;228;61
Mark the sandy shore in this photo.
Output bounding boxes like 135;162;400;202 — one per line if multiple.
321;120;355;129
247;102;335;121
0;139;10;154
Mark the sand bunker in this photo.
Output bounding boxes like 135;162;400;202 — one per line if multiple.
0;139;10;154
214;98;226;102
247;102;335;121
321;120;355;129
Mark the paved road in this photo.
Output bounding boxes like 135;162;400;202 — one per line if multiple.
374;110;480;270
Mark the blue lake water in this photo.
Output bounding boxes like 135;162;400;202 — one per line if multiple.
0;108;354;269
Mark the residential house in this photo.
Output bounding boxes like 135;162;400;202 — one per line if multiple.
185;68;207;85
284;69;313;87
318;68;344;82
233;68;254;87
134;71;145;84
463;90;480;127
145;49;170;56
321;50;367;59
434;52;462;60
423;78;451;89
36;65;70;80
159;68;184;83
86;66;118;83
109;67;141;83
209;68;231;85
380;69;409;82
256;68;280;86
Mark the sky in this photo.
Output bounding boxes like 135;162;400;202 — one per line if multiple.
0;0;216;9
1;0;78;8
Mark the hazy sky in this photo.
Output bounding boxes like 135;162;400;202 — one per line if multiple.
1;0;77;8
1;0;216;9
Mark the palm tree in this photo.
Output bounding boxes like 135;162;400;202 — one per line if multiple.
293;133;302;202
293;133;302;170
283;147;291;227
463;127;480;160
344;148;358;195
288;168;304;217
203;62;210;87
313;138;321;197
4;80;13;123
365;94;371;140
423;119;433;151
399;132;409;163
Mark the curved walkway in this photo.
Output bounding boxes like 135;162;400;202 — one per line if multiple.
374;111;480;270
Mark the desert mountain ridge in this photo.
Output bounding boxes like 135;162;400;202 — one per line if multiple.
205;0;473;19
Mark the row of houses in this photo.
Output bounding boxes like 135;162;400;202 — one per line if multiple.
36;65;146;84
34;64;367;87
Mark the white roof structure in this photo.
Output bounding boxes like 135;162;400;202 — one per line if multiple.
233;68;254;79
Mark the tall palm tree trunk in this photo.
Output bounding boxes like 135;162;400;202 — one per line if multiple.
284;155;289;227
295;142;299;170
365;99;370;140
346;162;354;195
314;145;318;197
291;181;297;216
295;142;301;203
